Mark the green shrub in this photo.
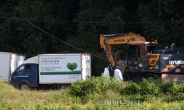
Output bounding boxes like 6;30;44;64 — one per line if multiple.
154;79;171;94
70;76;123;97
120;79;184;95
138;79;161;95
126;94;157;103
120;79;162;95
108;78;123;92
163;93;184;102
120;82;140;95
167;81;184;95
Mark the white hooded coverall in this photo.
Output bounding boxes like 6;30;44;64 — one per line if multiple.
103;67;110;78
114;66;123;81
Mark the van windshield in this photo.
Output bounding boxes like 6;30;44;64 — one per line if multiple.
14;64;31;74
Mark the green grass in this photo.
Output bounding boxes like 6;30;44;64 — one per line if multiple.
1;76;184;109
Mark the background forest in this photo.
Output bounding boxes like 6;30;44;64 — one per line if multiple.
0;0;184;76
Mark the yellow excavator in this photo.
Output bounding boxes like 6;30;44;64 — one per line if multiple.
99;32;173;82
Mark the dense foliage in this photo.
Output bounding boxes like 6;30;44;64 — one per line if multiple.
0;0;184;75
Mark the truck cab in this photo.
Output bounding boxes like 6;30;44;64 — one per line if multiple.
11;63;38;90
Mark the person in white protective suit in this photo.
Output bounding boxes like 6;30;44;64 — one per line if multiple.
103;66;110;78
114;66;123;81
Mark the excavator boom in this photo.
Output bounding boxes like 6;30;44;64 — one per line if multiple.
100;33;146;45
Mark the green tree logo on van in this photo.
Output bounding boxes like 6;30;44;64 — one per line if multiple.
67;62;77;71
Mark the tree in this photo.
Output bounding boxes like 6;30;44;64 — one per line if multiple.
138;0;184;48
0;0;20;53
0;0;81;58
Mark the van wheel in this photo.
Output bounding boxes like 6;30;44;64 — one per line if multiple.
147;76;156;80
20;83;29;90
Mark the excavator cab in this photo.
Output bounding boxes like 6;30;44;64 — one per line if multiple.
126;43;157;68
126;44;149;70
121;43;157;81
